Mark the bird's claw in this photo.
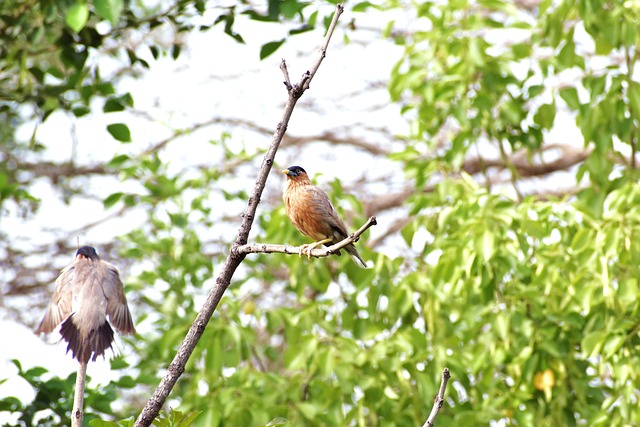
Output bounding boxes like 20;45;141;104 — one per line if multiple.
297;239;332;260
299;244;313;260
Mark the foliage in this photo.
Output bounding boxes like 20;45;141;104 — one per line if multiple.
0;359;123;426
2;0;640;426
389;0;640;198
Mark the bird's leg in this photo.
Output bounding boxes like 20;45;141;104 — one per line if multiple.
299;238;333;260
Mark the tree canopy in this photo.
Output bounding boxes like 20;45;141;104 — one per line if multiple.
1;0;640;426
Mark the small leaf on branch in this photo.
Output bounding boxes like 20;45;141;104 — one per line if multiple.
107;123;132;142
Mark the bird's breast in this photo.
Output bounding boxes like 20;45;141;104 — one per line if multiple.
284;185;334;241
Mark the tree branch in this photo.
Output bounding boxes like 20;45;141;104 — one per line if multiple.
132;5;345;427
422;367;451;427
236;216;376;257
71;361;88;427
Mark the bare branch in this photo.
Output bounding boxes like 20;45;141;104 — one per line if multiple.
132;6;346;426
72;361;88;427
462;143;590;177
422;367;451;427
300;4;344;93
236;216;377;257
280;59;292;91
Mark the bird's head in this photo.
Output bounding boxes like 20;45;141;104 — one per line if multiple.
76;246;99;261
283;165;308;179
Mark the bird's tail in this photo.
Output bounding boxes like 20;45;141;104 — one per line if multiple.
345;243;367;268
60;314;115;363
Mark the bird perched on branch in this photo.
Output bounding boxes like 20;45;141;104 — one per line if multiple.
282;165;367;268
36;246;136;363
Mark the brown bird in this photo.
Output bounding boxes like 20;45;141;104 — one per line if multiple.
283;165;367;268
36;246;136;363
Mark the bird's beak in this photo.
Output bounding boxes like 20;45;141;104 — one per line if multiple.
282;169;290;175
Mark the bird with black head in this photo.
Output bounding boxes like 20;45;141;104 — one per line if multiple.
282;165;367;268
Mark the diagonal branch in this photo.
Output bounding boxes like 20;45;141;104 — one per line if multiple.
422;367;451;427
132;5;345;426
236;216;376;257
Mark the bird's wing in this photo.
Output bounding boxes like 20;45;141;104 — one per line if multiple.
306;186;350;240
102;261;136;334
35;264;75;333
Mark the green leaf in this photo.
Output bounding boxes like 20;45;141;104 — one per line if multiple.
107;154;130;168
260;40;285;60
104;93;133;112
72;106;91;117
66;2;89;32
533;102;556;129
103;192;123;208
104;98;125;113
603;334;625;358
570;228;594;253
352;2;376;12
559;86;580;109
94;0;123;24
581;330;606;358
172;44;182;60
107;123;132;142
297;402;320;419
476;230;495;262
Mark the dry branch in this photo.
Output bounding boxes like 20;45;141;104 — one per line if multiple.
132;5;345;426
422;367;451;427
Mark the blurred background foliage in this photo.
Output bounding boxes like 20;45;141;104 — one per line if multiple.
2;0;640;426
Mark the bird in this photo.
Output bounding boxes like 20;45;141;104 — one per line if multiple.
282;165;367;268
35;246;136;363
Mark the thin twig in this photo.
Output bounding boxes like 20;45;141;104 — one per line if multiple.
236;216;376;257
300;4;344;92
132;5;345;427
280;59;292;90
71;361;88;427
422;367;451;427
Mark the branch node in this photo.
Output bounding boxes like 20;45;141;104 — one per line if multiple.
280;59;292;91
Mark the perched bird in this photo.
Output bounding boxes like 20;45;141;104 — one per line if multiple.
282;165;367;268
36;246;136;363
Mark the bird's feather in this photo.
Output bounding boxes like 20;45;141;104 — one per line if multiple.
103;262;136;334
35;265;75;334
